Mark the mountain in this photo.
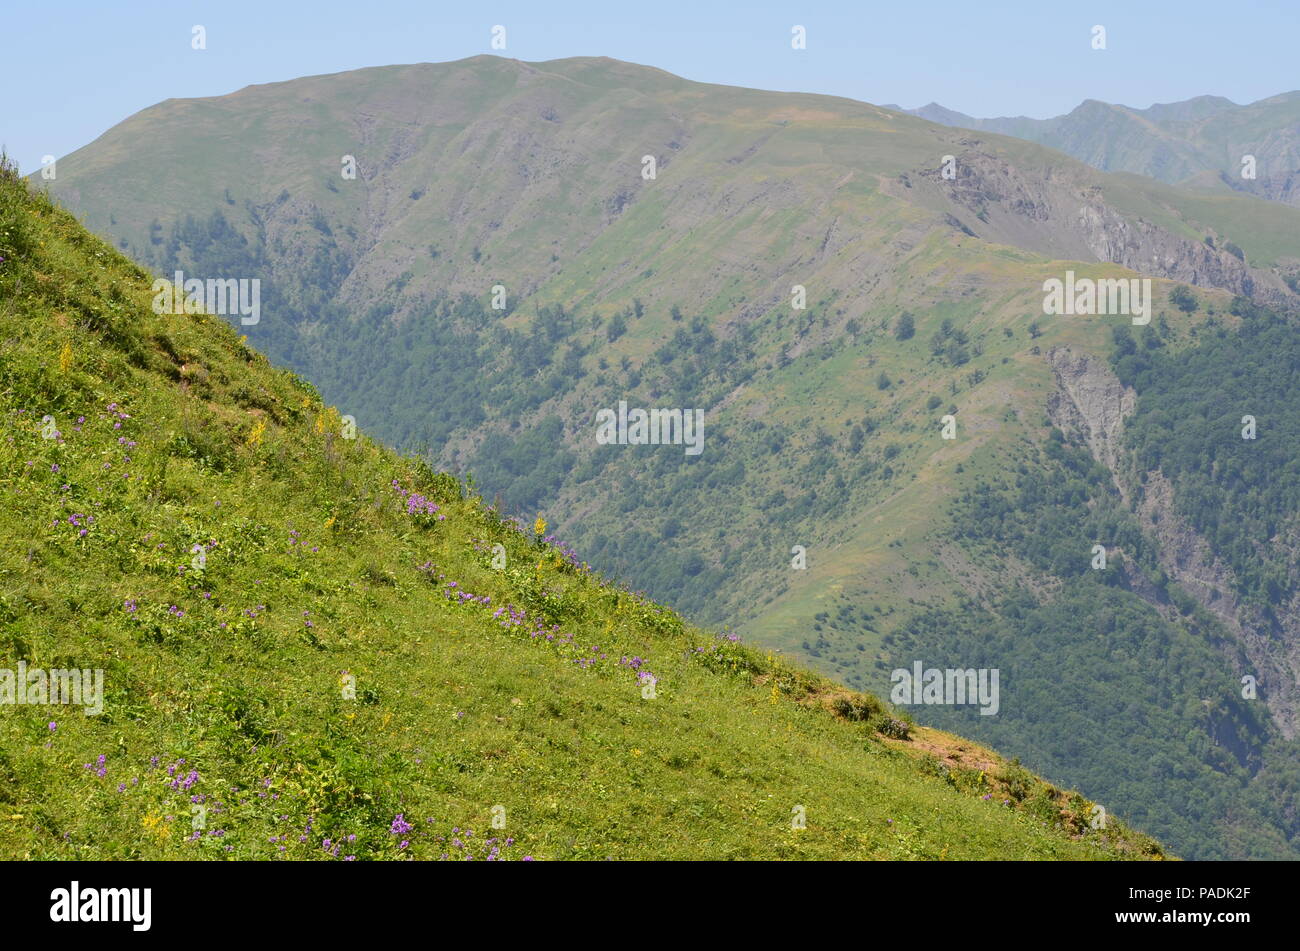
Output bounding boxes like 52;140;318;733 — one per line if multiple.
0;157;1172;860
896;92;1300;207
32;56;1300;859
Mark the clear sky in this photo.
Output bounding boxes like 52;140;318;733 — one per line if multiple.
4;0;1298;174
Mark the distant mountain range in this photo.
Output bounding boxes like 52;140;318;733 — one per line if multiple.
883;92;1300;206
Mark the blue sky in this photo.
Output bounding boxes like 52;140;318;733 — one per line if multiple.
4;0;1297;173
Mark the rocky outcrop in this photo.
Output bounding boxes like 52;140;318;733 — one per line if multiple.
1221;169;1300;209
921;148;1297;307
1073;202;1262;299
1047;345;1300;739
1046;347;1134;491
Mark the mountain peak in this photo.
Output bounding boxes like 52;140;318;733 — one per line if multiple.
1132;94;1241;122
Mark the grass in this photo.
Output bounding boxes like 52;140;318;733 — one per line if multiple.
0;158;1168;860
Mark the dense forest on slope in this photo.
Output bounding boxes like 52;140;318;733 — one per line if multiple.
1120;299;1300;614
879;308;1300;860
894;433;1290;858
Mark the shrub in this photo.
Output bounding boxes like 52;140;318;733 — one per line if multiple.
1169;285;1198;313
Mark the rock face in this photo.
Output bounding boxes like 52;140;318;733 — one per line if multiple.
1073;203;1259;300
920;149;1296;307
1047;345;1300;739
1222;169;1300;208
1046;347;1134;488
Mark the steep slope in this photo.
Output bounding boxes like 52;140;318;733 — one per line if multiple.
0;160;1166;860
901;92;1300;208
28;56;1300;859
894;309;1300;859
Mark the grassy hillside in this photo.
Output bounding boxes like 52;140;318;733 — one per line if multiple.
0;161;1167;860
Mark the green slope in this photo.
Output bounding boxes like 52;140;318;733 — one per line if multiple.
0;161;1166;860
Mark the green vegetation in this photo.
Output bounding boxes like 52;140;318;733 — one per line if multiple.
1120;301;1300;614
117;191;1300;860
894;312;915;341
1168;285;1199;314
0;162;1165;859
32;55;1300;861
894;423;1296;859
40;55;1300;656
